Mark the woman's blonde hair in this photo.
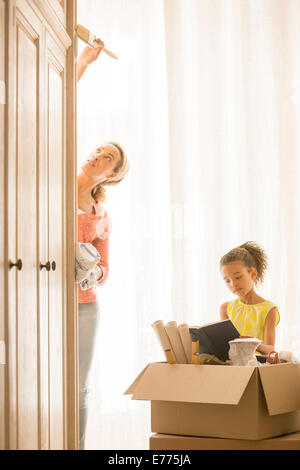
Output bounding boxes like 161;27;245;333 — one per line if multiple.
91;141;129;203
220;241;268;284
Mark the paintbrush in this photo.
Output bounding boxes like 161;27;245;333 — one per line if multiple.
76;24;118;60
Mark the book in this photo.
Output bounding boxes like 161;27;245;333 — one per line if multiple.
189;320;240;362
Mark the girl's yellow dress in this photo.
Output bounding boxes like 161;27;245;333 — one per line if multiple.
226;298;280;342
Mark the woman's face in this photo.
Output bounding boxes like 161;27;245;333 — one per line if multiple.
81;144;121;182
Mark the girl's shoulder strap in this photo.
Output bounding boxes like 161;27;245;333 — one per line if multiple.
265;299;278;311
227;298;239;311
264;300;280;326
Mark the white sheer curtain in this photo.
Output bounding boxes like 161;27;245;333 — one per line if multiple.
77;0;300;450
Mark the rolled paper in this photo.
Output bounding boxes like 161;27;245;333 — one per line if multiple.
151;320;176;364
178;323;192;363
165;321;188;364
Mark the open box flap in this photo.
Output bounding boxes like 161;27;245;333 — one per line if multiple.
124;364;152;395
125;363;255;405
259;363;300;416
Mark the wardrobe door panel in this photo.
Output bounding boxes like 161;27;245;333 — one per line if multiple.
0;0;6;450
15;9;40;450
47;37;65;450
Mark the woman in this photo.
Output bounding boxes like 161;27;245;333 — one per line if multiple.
77;44;129;450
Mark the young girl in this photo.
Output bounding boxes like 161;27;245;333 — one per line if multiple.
219;241;280;355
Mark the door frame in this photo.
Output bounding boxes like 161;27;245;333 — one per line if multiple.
65;0;78;451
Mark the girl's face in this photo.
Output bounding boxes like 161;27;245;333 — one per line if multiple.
81;144;121;182
221;261;257;298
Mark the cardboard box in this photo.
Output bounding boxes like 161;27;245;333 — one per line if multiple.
149;432;300;450
125;362;300;440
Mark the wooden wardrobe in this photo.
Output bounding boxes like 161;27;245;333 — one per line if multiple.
0;0;78;449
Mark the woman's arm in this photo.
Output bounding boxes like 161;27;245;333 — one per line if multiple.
92;236;110;286
77;40;104;81
256;307;278;355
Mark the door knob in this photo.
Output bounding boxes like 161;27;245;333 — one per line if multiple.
9;259;23;270
40;261;51;271
51;261;56;271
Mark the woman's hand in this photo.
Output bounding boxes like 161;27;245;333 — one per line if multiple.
80;40;104;65
77;39;104;81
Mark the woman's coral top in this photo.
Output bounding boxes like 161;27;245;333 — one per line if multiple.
77;203;111;303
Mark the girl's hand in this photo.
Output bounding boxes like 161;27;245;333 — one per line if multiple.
257;343;276;355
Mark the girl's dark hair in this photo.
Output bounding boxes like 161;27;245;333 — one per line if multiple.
220;241;268;284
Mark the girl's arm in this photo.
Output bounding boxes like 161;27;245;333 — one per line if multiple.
256;307;278;355
219;302;229;321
